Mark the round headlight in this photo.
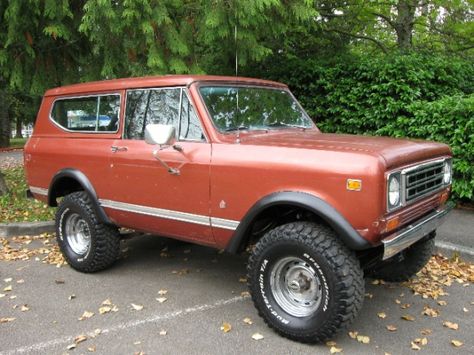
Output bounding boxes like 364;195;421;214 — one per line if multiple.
443;161;452;184
388;175;400;207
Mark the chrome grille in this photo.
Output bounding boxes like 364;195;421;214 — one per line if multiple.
405;161;444;202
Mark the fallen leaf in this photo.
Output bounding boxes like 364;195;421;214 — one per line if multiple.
3;278;12;283
67;343;77;350
365;293;373;299
16;279;24;284
0;317;16;323
243;317;253;325
99;306;112;314
377;312;387;319
356;335;370;344
133;341;141;345
451;340;463;347
87;345;96;352
155;297;167;303
348;331;358;339
420;329;432;336
401;303;411;309
54;279;65;284
3;285;12;292
438;300;447;306
252;333;264;340
9;295;16;299
0;294;5;298
159;330;167;336
239;277;247;283
395;299;401;304
158;289;168;296
462;307;468;313
131;303;144;311
78;311;94;321
102;299;112;306
326;341;337;346
68;294;76;300
330;346;343;353
74;335;87;344
422;306;439;317
401;314;415;321
20;305;29;312
443;321;458;330
221;322;232;333
241;291;250;297
386;325;397;332
411;342;421;351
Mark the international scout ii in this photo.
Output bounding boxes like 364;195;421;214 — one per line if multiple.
24;75;453;342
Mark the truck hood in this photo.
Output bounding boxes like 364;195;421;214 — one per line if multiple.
238;131;451;169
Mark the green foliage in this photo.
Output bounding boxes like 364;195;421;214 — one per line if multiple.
259;53;474;201
0;167;55;222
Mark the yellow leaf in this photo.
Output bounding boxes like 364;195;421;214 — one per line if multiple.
462;307;468;313
386;325;397;332
437;300;447;306
243;317;253;325
99;306;112;314
78;311;94;321
241;291;250;297
348;331;358;339
101;299;112;306
0;317;16;323
3;278;12;282
3;285;12;292
158;289;168;296
221;322;232;333
420;329;432;335
443;321;459;330
239;277;247;283
377;312;387;319
159;330;167;336
330;346;343;353
411;342;421;351
67;344;76;350
451;340;463;347
131;303;144;311
356;335;370;344
74;335;87;344
87;345;96;352
20;305;29;312
155;297;167;303
252;333;264;340
422;306;439;317
401;314;415;321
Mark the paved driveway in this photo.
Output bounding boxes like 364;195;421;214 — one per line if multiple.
1;234;473;355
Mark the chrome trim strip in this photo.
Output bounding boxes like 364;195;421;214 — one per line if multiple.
29;186;48;196
99;199;239;230
382;201;454;260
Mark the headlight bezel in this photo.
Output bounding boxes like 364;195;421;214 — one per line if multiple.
443;159;452;185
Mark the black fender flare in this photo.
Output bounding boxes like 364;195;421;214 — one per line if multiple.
225;191;372;253
48;168;111;224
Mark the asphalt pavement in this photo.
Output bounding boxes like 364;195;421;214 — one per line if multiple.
1;235;473;355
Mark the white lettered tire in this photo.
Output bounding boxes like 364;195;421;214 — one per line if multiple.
247;222;364;343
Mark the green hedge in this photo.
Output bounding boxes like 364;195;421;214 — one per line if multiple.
257;53;474;200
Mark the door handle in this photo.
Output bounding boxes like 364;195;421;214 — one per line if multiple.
111;146;128;153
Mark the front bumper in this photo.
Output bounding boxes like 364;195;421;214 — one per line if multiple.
382;201;455;260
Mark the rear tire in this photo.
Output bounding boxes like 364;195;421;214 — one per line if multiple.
369;236;434;282
247;222;364;343
56;191;120;273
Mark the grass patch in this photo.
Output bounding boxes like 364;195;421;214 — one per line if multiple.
0;167;55;223
9;138;28;149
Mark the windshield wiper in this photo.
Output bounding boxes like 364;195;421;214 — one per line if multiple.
267;122;307;129
224;125;249;132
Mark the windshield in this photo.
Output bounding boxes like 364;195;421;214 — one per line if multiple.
199;86;313;132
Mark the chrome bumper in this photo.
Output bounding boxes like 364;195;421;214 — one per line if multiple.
382;202;455;260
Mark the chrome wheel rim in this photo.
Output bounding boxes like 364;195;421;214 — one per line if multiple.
65;213;91;255
270;256;322;317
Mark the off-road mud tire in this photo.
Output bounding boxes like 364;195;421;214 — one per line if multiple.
369;236;435;282
56;191;120;273
247;222;364;343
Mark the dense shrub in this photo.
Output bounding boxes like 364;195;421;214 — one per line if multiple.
257;53;474;200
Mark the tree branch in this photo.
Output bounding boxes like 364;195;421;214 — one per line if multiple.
326;28;388;53
371;12;396;29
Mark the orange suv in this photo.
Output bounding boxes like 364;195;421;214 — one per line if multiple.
25;75;453;343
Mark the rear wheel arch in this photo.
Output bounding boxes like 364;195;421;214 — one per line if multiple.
225;191;372;253
48;168;111;224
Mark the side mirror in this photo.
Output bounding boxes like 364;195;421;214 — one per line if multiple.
145;124;176;146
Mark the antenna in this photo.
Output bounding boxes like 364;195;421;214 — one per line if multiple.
234;24;238;76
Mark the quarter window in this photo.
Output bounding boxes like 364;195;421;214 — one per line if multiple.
125;88;204;141
51;95;120;132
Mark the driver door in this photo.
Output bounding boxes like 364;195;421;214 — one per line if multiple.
104;87;213;245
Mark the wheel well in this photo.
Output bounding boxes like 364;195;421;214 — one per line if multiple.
243;204;330;251
48;177;84;207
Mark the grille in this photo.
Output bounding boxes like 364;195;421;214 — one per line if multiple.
405;161;444;202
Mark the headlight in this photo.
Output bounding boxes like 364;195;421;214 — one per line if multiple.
443;160;452;185
388;173;401;210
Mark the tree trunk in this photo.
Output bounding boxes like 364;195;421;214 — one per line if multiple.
0;171;8;196
0;86;10;148
395;0;417;52
15;116;23;139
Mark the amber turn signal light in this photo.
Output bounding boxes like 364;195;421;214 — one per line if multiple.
346;179;362;191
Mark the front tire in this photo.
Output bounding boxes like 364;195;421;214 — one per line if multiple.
56;191;120;273
247;222;364;343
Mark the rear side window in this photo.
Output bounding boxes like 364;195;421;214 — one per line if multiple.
51;94;120;132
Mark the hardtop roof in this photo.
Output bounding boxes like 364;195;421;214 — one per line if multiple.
44;75;287;97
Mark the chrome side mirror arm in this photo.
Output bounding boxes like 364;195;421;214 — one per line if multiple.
153;146;180;175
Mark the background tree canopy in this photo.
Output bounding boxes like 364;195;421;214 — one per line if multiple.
0;0;473;200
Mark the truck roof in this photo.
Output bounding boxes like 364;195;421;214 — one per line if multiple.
44;75;287;97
